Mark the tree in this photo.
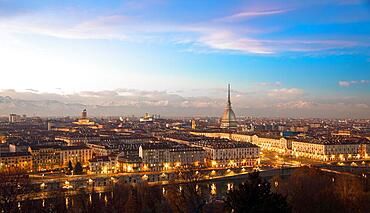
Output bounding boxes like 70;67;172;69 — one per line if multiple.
274;166;370;213
224;172;291;213
68;160;73;172
166;183;208;213
108;181;170;213
74;162;83;175
165;167;209;213
0;170;31;213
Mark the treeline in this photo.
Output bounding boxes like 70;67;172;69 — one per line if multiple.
0;167;369;213
272;167;370;213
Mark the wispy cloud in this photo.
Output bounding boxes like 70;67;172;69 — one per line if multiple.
256;82;283;87
220;8;292;22
338;80;370;87
198;30;274;54
0;0;369;56
267;88;304;97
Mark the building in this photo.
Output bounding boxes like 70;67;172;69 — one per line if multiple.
220;84;238;129
191;118;197;130
55;133;100;146
0;152;32;172
60;145;93;167
291;138;368;161
82;109;87;119
88;156;116;174
116;153;143;173
86;141;118;156
9;114;22;123
28;145;61;171
164;133;260;167
0;143;9;153
140;113;154;122
191;139;260;168
139;142;206;171
252;135;290;154
192;130;370;162
72;109;101;128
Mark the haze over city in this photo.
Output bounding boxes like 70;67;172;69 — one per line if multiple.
2;1;370;213
1;0;370;117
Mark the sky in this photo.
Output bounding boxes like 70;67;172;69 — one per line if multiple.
0;0;370;118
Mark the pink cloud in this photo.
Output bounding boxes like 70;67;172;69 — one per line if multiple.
338;80;369;87
220;8;292;21
267;88;304;97
256;81;282;87
198;30;273;54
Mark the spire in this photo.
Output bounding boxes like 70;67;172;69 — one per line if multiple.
227;83;231;106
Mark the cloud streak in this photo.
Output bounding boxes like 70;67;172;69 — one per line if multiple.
220;8;292;22
0;1;369;56
338;80;370;87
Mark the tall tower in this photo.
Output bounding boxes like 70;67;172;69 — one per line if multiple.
82;109;87;119
220;84;237;129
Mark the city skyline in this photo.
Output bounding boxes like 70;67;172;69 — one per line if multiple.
1;0;370;118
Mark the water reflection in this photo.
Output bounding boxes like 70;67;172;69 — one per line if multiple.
19;179;247;209
210;183;217;196
104;194;108;206
65;197;69;209
227;182;234;191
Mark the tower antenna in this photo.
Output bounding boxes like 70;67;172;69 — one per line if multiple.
228;83;231;105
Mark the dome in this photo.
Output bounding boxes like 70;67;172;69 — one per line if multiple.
221;106;237;128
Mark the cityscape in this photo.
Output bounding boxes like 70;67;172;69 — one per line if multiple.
1;1;370;213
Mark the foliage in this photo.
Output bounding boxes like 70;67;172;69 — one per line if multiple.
275;166;370;213
0;170;31;213
224;172;291;213
68;160;73;172
74;162;83;175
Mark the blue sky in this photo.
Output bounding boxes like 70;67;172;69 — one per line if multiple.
0;0;370;117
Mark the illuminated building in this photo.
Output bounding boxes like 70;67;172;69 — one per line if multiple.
88;156;116;174
116;154;143;173
290;139;369;161
56;133;100;146
191;118;197;129
220;84;237;129
139;142;206;171
72;109;101;128
251;135;290;153
193;130;370;162
28;145;62;171
193;140;260;167
0;152;32;172
140;113;154;122
165;133;260;167
86;141;118;156
60;145;93;166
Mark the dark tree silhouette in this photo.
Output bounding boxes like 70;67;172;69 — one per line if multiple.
74;162;83;175
275;166;370;213
224;172;291;213
68;160;73;173
0;170;31;213
165;167;209;213
166;182;208;213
